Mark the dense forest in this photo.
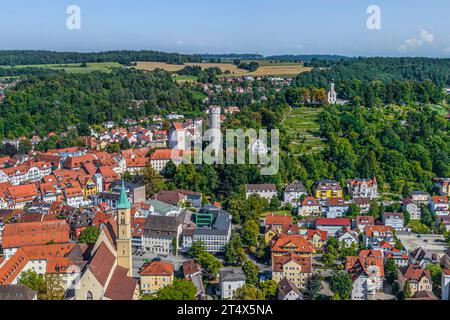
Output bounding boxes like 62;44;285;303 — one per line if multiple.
0;69;206;138
295;57;450;86
0;50;203;66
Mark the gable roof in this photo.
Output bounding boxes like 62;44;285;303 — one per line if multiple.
346;250;384;280
139;260;174;277
272;253;312;273
278;277;301;298
271;235;314;254
88;242;116;286
400;264;431;282
104;265;137;300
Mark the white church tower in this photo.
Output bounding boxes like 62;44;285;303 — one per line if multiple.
327;82;337;105
209;106;222;158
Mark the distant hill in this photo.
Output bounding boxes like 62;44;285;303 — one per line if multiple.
265;54;351;62
0;50;203;66
200;53;265;61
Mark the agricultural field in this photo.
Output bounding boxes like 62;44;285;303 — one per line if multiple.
136;60;311;77
282;106;326;155
0;62;123;73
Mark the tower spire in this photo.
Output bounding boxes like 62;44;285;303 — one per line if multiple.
117;180;131;209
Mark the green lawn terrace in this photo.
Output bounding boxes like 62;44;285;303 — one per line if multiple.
282;106;326;156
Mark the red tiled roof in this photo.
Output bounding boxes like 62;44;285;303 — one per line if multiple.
364;225;394;236
307;229;327;241
356;215;375;225
6;184;39;201
272;252;312;273
401;264;431;282
2;220;70;249
182;259;201;278
271;235;314;254
139;260;174;277
150;149;183;161
89;242;116;286
316;218;351;226
430;196;449;204
265;214;293;226
346;250;384;279
104;265;137;300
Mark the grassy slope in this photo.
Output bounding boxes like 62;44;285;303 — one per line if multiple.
282;106;325;156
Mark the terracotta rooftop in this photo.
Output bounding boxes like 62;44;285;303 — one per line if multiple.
1;220;70;249
139;260;174;277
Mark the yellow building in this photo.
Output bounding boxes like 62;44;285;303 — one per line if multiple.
139;260;174;294
81;177;97;197
307;230;327;250
272;253;312;290
314;180;343;199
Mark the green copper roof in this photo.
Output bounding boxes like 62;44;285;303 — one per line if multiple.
116;180;131;209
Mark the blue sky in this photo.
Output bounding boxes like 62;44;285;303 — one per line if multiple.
0;0;449;57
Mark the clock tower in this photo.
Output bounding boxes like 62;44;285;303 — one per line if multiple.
116;180;132;276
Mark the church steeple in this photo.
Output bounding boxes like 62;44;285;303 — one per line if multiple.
117;180;131;210
116;180;132;276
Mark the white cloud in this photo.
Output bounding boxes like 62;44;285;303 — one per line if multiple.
399;26;434;52
418;27;434;43
175;40;184;46
404;38;423;48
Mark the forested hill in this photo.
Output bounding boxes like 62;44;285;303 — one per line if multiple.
295;57;450;86
0;69;206;138
0;50;203;66
266;54;350;62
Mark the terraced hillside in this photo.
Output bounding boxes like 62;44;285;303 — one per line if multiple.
282;107;326;155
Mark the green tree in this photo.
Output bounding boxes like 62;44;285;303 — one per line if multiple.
330;272;353;300
347;204;361;217
19;270;46;298
403;280;412;299
242;260;259;285
78;226;100;244
18;140;32;155
156;279;197;300
241;219;260;247
420;205;434;227
198;252;223;279
142;162;165;197
384;258;398;284
426;263;442;297
321;252;336;268
188;241;206;259
304;274;323;300
162;160;177;180
233;284;264;300
269;196;281;211
258;280;278;300
403;210;411;226
224;234;245;265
